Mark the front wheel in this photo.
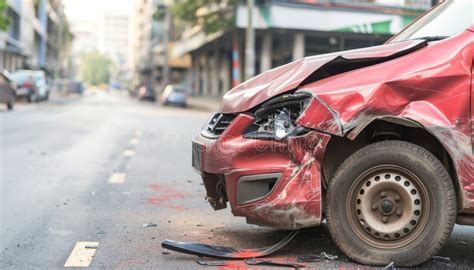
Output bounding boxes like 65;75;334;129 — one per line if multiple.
326;141;456;267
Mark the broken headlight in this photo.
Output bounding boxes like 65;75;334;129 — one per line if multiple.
244;92;311;140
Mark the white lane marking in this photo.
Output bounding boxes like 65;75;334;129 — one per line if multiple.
123;149;135;157
64;242;99;267
108;173;126;184
130;138;139;145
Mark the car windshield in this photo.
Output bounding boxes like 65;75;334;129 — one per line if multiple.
390;0;474;43
173;88;186;94
10;72;33;84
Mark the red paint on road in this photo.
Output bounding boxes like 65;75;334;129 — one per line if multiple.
147;184;188;211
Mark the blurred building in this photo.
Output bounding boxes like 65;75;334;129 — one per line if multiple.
173;0;437;98
129;0;190;91
68;20;97;80
128;0;159;80
99;11;129;75
0;0;71;77
69;21;97;58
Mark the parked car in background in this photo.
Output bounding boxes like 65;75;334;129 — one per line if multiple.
193;0;474;267
161;85;187;107
68;81;85;94
138;82;155;102
10;70;49;102
0;71;16;110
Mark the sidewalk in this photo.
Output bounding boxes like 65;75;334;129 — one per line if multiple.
187;96;221;112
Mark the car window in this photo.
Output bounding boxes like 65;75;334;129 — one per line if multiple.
173;88;186;94
390;0;474;43
11;73;31;84
35;75;45;85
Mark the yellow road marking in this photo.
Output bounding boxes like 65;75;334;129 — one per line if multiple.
64;242;99;267
123;149;135;157
130;138;139;145
108;173;126;184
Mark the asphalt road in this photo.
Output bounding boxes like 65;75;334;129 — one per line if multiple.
1;91;473;269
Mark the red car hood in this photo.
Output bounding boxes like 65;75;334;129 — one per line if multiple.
220;39;427;113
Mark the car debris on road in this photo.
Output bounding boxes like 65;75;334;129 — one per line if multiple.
244;258;306;268
196;259;229;267
161;230;298;259
142;223;158;228
297;252;337;262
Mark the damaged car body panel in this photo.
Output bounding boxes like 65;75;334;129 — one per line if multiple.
219;39;428;113
296;29;474;212
194;112;331;229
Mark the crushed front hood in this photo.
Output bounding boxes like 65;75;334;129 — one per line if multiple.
220;39;427;113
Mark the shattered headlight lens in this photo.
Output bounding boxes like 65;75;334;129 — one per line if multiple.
244;92;311;140
274;108;294;139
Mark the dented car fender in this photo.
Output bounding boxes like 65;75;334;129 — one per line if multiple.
296;30;474;212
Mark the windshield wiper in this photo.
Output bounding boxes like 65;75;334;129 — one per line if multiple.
410;36;449;42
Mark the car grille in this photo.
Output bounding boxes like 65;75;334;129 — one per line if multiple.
203;113;236;137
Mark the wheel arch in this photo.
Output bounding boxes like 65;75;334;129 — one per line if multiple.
321;117;462;209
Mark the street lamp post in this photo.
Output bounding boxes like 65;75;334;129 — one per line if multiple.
244;0;255;81
162;2;171;86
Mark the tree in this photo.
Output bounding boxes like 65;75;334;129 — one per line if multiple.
79;53;112;86
172;0;239;34
0;0;11;31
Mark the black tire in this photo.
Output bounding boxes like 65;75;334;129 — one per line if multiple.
326;140;456;267
6;97;14;110
28;92;38;103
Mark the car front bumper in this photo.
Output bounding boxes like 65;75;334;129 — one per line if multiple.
193;113;331;229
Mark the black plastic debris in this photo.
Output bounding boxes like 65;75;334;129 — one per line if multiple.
433;256;451;263
85;244;98;249
161;230;298;259
245;258;305;268
297;252;337;263
142;223;158;228
196;259;228;266
297;254;321;263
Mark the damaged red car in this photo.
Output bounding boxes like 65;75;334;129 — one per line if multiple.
192;0;474;266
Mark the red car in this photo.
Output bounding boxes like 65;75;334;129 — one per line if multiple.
193;0;474;266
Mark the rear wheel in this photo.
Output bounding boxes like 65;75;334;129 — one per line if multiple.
6;97;14;110
27;93;38;103
326;141;456;266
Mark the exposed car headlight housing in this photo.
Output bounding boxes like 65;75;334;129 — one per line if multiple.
274;108;294;139
244;92;311;140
